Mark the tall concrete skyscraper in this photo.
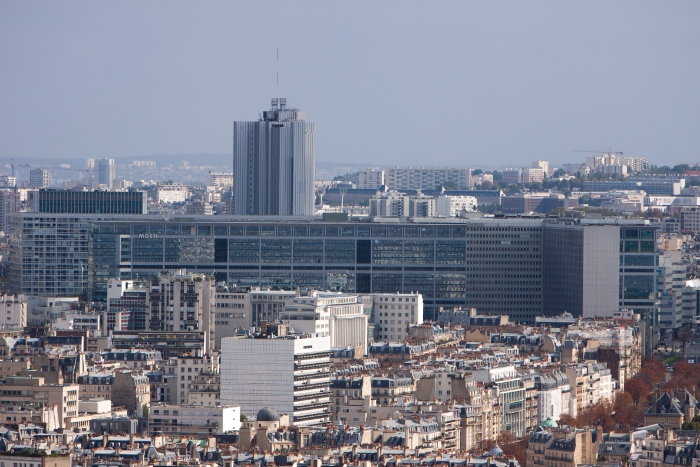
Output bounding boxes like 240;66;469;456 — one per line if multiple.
233;98;316;216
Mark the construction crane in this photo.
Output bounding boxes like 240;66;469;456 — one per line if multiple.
52;166;92;185
572;149;623;156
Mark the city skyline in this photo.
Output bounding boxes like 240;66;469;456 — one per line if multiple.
1;2;699;167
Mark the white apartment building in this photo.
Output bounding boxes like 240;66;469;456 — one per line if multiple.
370;191;408;217
471;365;526;438
281;292;368;354
385;167;472;190
357;169;385;189
0;294;27;329
619;156;649;172
163;353;220;406
532;160;550;176
436;195;478;217
373;292;423;342
149;404;240;435
207;172;233;188
214;288;252;347
157;184;190;203
523;167;545;183
221;334;331;426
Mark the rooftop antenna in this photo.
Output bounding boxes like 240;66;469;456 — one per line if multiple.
276;47;279;108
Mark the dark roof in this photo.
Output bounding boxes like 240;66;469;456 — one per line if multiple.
256;407;280;422
645;391;686;416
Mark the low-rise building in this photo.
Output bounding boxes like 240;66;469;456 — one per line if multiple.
148;404;240;435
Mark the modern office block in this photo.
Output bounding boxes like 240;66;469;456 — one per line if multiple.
544;220;658;323
97;158;116;189
543;224;620;318
87;216;545;322
220;333;330;425
233;98;315;216
9;214;654;325
34;189;146;214
0;189;17;232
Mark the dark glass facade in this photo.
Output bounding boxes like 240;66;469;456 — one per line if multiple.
89;218;545;321
37;189;147;214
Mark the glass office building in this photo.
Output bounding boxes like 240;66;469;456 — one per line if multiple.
543;219;658;321
12;213;657;326
89;216;545;321
34;189;147;214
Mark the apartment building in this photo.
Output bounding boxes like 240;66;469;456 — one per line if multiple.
526;426;600;467
112;370;151;416
471;365;526;438
0;294;27;329
156;184;190;203
564;363;613;414
329;376;373;427
147;272;215;352
373;293;423;342
436;195;477;217
77;372;114;401
162;353;219;406
214;287;251;347
385;167;472;191
357;169;385;189
0;376;79;429
207;172;233;188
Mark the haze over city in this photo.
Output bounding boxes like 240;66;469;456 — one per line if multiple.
1;1;699;168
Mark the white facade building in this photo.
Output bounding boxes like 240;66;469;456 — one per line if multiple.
372;293;423;342
0;294;27;329
281;292;368;354
436;195;478;217
523;167;545;183
532;160;550;176
207;172;234;188
221;334;331;425
370;191;408;217
357;169;385;189
149;404;240;435
157;184;190;203
214;288;252;347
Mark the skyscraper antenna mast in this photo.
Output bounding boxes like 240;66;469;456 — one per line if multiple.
276;48;279;107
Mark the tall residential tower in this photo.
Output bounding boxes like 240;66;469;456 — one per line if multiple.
233;98;316;216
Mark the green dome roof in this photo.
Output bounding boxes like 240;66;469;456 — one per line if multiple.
541;416;558;428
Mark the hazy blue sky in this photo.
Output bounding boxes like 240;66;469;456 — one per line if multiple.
1;1;698;169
